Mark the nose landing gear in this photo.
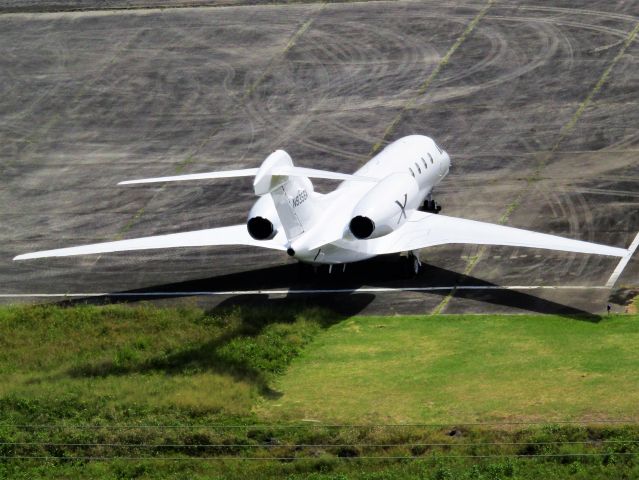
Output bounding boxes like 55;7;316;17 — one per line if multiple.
419;194;441;214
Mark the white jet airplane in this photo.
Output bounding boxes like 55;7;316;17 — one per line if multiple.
14;135;628;274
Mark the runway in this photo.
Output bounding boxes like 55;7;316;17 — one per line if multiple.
1;1;638;315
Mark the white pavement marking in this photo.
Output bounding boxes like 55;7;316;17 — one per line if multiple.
0;285;610;298
606;231;639;288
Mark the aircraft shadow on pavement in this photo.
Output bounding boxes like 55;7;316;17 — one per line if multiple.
63;255;601;321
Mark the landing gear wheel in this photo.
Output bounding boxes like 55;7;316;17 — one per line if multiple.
412;255;421;276
409;252;422;276
401;252;422;278
315;263;339;278
419;198;442;214
327;264;347;275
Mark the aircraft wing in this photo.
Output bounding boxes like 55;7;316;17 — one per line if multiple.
13;225;287;260
362;211;627;257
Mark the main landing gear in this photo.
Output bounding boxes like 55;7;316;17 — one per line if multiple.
419;194;441;214
401;251;422;277
297;261;346;279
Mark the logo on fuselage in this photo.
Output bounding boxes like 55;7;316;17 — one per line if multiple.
395;193;408;223
291;189;308;208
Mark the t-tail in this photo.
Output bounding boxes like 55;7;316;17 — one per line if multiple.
117;150;377;245
251;150;321;241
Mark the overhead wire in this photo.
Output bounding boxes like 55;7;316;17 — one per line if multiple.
0;440;637;448
2;419;638;429
3;421;635;461
0;452;636;461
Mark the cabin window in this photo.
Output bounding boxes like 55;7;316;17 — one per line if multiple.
428;153;434;164
415;162;421;174
421;157;428;169
409;167;415;177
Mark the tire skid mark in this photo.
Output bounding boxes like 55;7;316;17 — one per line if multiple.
0;30;71;128
244;10;324;102
433;17;639;314
174;3;327;171
1;26;141;176
574;189;598;277
298;139;367;163
108;4;328;248
517;5;638;24
553;22;639;151
287;9;496;165
254;50;333;151
573;188;639;198
319;119;381;148
425;20;560;105
0;35;68;128
609;130;639;151
551;185;591;278
142;13;228;164
489;15;630;39
584;100;639;151
554;186;585;279
434;22;507;87
370;0;495;156
95;11;223;249
244;11;436;160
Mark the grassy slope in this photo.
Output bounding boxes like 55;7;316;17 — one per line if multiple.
0;304;333;425
261;314;639;423
0;305;638;479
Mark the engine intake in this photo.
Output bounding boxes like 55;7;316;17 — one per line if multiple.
247;216;276;240
348;172;419;240
349;216;375;239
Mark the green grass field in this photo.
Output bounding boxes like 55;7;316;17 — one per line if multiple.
261;314;639;424
0;304;637;479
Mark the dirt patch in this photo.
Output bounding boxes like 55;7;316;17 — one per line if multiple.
627;296;639;314
609;288;639;313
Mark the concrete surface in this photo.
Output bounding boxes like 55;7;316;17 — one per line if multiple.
1;1;637;315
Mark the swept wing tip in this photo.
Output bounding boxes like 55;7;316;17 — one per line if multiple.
118;179;144;185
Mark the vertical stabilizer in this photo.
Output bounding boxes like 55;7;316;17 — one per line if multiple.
253;150;320;241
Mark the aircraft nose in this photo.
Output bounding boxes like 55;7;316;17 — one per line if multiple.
443;150;451;168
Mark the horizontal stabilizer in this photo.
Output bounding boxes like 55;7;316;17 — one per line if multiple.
118;168;259;185
119;167;376;186
272;166;377;182
362;212;627;258
14;225;287;260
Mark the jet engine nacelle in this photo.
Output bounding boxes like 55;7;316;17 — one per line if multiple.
247;195;282;240
349;172;420;239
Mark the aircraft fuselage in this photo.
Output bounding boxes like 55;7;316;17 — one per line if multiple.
289;135;450;264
